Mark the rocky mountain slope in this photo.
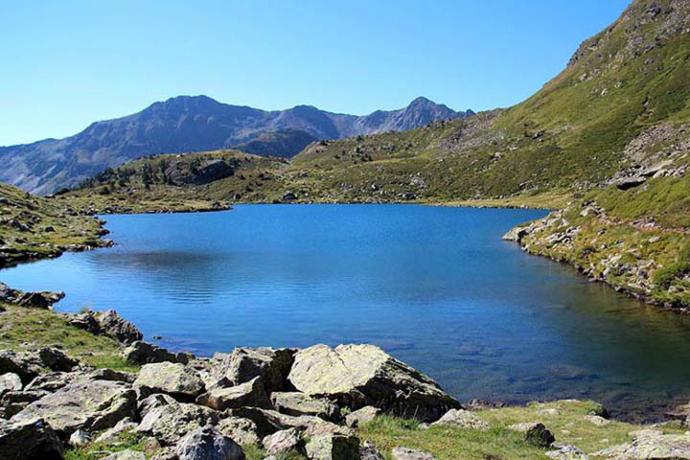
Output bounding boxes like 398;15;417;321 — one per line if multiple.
0;96;471;195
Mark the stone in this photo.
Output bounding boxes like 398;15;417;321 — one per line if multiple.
228;407;350;439
271;391;341;421
508;422;555;448
391;447;438;460
0;390;48;419
215;348;295;393
135;362;205;399
262;428;304;456
10;380;136;436
68;309;143;345
122;341;189;365
136;399;221;445
546;444;589;460
175;425;245;460
0;282;64;309
584;414;610;426
0;348;78;384
216;416;261;447
69;429;92;447
288;344;459;422
305;433;360;460
0;418;63;460
196;376;270;411
431;409;488;430
101;450;146;460
24;368;134;393
95;418;138;443
0;373;22;397
593;432;690;459
360;441;385;460
345;406;381;428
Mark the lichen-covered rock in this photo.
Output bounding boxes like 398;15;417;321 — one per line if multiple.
135;362;205;399
95;418;138;444
508;422;555;448
0;348;79;384
0;418;63;460
305;432;359;460
175;425;245;460
25;368;134;393
546;444;589;460
288;344;459;422
345;406;380;428
0;373;22;397
136;399;221;445
228;407;350;439
431;409;488;430
214;348;295;393
68;429;92;447
10;380;136;436
101;450;146;460
196;377;270;411
271;391;341;421
262;428;304;456
216;417;260;447
391;447;438;460
594;432;690;459
122;341;189;365
0;390;48;419
67;309;142;345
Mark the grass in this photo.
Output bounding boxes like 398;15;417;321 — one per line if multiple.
0;303;136;371
437;190;572;210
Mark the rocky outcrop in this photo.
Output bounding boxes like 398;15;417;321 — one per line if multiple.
288;344;460;422
122;341;189;365
305;432;360;460
136;397;221;445
0;283;64;309
0;348;79;385
594;430;690;459
67;310;143;345
0;418;64;460
213;347;295;393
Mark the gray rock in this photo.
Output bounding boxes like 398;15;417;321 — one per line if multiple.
0;373;22;397
288;344;459;422
175;425;245;460
305;432;360;460
68;309;143;345
508;422;555;448
10;380;136;436
136;399;221;445
135;362;205;399
101;450;146;460
0;348;78;384
262;428;304;456
0;390;48;419
360;441;384;460
24;368;134;393
271;391;341;421
228;407;350;439
216;417;260;447
546;444;589;460
196;376;270;411
0;418;64;460
122;341;189;365
215;348;295;393
593;432;690;459
0;283;65;309
345;406;381;428
95;418;138;443
68;428;92;447
391;447;438;460
431;409;488;430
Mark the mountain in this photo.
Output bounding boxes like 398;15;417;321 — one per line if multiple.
0;96;472;195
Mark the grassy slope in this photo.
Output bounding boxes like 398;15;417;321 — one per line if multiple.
0;183;107;268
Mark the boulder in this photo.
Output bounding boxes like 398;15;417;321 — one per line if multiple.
196;377;270;411
0;282;64;309
0;418;63;460
68;429;91;447
10;380;136;436
288;344;459;422
228;407;349;439
0;348;78;384
0;390;48;419
175;425;245;460
214;348;295;393
546;444;589;460
95;418;138;443
136;399;222;445
360;441;385;460
593;432;690;459
508;422;555;448
271;391;341;421
135;362;205;400
0;373;22;397
68;310;142;345
431;409;488;430
391;447;438;460
25;368;134;393
262;428;304;456
216;417;260;447
101;450;146;460
345;406;380;428
122;341;189;365
305;433;360;460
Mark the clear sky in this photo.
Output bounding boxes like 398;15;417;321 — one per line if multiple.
1;0;631;146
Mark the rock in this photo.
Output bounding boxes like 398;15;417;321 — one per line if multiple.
502;225;529;243
216;417;260;447
135;362;205;400
271;391;341;421
215;348;295;393
345;406;380;428
305;432;360;460
68;428;92;447
0;282;64;309
95;418;138;443
0;390;48;419
196;377;270;411
122;341;189;365
508;422;555;448
0;373;22;397
0;348;78;384
68;309;143;345
593;432;690;459
584;414;610;426
0;418;63;460
176;425;245;460
136;399;221;445
360;441;385;460
10;380;136;436
288;344;459;422
431;409;488;430
391;447;438;460
35;348;79;373
546;444;589;460
24;369;134;393
262;428;304;456
150;447;178;460
101;450;146;460
228;407;350;439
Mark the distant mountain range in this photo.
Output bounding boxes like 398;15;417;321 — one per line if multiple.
0;95;472;194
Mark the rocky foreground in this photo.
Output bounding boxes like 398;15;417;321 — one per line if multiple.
2;285;690;460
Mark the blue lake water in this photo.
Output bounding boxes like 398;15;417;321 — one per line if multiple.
3;204;690;420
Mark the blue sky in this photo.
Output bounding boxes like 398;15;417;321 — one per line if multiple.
1;0;630;146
